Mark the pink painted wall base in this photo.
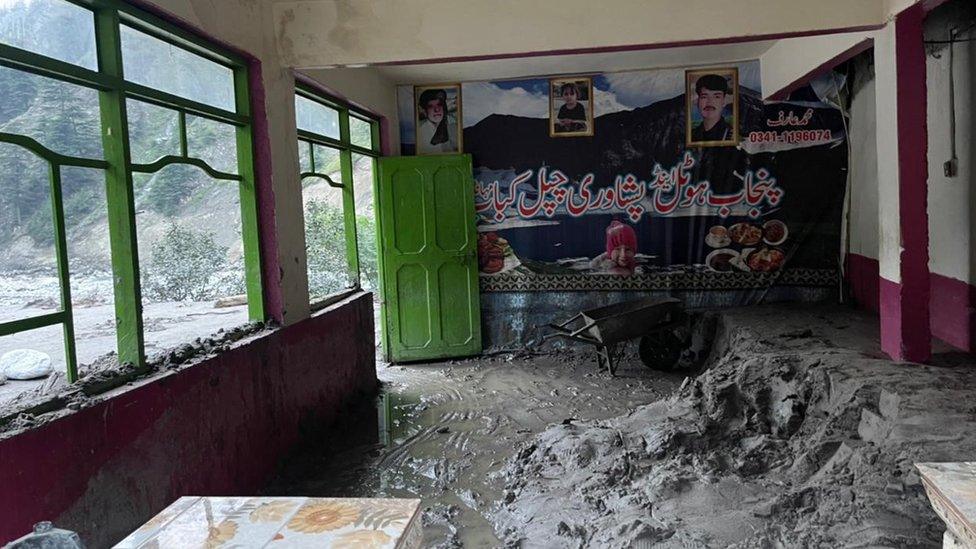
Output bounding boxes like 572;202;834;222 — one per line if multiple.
930;272;976;352
0;293;377;547
846;254;976;354
846;253;880;313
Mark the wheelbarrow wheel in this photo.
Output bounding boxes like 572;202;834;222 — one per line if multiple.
639;331;683;371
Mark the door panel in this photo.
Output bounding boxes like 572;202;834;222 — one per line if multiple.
432;166;470;252
390;169;427;254
395;264;432;349
437;262;475;347
377;154;481;362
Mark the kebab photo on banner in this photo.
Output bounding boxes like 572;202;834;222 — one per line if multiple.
414;83;462;155
549;76;594;138
685;67;739;148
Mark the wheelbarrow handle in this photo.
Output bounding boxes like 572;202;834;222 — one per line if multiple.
568;320;597;338
542;323;571;341
553;313;583;328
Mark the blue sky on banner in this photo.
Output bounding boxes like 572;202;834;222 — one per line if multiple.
398;60;760;144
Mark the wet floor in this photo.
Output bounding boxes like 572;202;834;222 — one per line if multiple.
264;349;682;547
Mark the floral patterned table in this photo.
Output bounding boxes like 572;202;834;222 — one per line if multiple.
113;497;422;548
916;462;976;548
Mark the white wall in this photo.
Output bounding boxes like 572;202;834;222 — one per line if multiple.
143;0;310;324
844;0;976;286
272;0;887;68
873;21;903;283
848;57;880;260
761;31;874;99
925;2;976;284
300;67;400;153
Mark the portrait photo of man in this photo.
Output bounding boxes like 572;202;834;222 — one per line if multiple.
414;84;462;155
686;68;739;147
549;77;594;138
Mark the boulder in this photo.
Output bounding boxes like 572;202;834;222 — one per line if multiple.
1;349;53;380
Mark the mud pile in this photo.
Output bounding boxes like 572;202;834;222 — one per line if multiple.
495;306;976;548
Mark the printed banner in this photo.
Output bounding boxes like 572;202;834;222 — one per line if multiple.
397;62;847;292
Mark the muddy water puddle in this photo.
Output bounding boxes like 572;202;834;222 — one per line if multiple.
265;351;681;547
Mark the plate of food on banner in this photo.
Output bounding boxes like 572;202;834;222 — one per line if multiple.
705;219;788;273
478;232;522;275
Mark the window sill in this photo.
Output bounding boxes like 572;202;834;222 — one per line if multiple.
310;287;361;313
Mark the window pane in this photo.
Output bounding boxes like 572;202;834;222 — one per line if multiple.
295;94;339;139
135;166;248;361
352;153;377;290
120;24;235;111
0;143;59;323
127;99;181;165
0;325;66;406
349;116;372;149
311;143;341;177
0;0;97;69
298;140;312;173
186;115;238;175
62;166;116;369
303;146;352;297
0;65;103;159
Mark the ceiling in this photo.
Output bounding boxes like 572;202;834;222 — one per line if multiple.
356;40;777;85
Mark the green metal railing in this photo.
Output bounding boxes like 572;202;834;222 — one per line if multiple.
0;0;266;379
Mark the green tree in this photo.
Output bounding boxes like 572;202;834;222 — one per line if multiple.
356;212;379;290
144;164;201;216
143;223;230;302
304;199;351;297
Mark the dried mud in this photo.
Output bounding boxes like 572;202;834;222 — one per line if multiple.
0;321;270;437
497;306;976;548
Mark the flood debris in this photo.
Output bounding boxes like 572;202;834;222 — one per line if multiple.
6;521;85;548
0;321;271;436
0;349;53;380
495;306;976;548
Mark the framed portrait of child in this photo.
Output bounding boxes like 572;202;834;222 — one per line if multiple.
549;77;594;138
685;67;739;148
414;83;462;155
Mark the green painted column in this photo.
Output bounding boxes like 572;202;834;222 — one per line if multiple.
94;8;145;367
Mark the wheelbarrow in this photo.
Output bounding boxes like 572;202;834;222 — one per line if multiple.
542;297;687;376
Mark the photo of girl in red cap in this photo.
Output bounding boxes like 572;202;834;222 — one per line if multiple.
589;220;638;275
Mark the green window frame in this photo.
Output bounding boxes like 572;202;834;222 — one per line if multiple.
0;0;265;381
295;85;380;302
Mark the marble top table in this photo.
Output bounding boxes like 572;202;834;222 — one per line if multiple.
916;462;976;548
113;496;423;548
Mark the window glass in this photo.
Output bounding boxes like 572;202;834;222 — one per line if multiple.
186;115;238;175
349;115;372;149
62;166;117;368
302;144;352;297
0;0;97;69
126;99;181;165
120;24;235;111
298;140;312;174
0;66;103;159
352;153;377;290
0;325;65;405
311;143;341;177
295;94;339;139
0;143;58;323
135;166;247;360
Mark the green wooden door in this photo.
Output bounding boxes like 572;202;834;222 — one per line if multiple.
376;154;482;362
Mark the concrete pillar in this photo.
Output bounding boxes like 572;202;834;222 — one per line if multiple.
874;4;931;362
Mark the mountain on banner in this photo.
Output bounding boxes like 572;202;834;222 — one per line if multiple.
464;86;848;272
463;88;843;186
464;88;846;219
